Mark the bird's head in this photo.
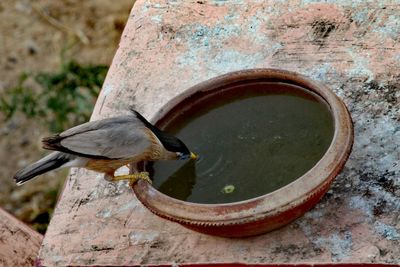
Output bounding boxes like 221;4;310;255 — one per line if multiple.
158;134;197;160
131;109;197;161
173;141;198;160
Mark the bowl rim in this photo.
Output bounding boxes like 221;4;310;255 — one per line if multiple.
132;68;353;227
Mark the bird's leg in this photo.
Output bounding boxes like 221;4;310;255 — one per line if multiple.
111;172;152;186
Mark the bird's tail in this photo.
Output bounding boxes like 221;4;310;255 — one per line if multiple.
13;152;75;185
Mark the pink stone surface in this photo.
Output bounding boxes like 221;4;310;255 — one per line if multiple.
39;0;399;266
0;208;43;266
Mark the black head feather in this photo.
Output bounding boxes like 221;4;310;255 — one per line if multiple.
132;109;191;155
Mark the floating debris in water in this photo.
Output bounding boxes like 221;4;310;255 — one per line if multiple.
222;184;235;194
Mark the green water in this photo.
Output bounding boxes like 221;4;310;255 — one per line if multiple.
148;83;334;204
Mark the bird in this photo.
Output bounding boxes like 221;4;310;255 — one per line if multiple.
13;108;197;186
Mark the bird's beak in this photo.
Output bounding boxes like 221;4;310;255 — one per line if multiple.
190;152;198;160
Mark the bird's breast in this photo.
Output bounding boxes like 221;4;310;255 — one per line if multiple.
85;157;144;174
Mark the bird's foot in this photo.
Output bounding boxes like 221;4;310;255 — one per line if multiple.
112;172;152;186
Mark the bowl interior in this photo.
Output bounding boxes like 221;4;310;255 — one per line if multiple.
144;80;334;204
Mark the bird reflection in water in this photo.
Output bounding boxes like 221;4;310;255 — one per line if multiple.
148;160;197;201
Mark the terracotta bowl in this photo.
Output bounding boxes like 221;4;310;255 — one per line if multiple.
132;69;353;237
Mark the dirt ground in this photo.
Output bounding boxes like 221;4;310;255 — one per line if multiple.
0;0;134;232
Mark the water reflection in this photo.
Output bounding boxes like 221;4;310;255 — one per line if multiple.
149;160;197;200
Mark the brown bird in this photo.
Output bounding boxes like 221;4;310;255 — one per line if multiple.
13;109;197;185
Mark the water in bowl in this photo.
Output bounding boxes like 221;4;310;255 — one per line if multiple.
147;82;334;204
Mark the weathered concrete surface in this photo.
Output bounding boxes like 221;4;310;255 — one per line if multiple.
0;208;43;266
39;0;399;266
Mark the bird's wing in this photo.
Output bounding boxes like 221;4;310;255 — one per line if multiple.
42;115;153;159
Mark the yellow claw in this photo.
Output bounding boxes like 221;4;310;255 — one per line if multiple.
190;152;198;160
112;172;152;186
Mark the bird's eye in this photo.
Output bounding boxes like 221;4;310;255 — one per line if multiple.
177;152;189;160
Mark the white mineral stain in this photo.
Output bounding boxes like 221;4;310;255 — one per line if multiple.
374;221;400;241
305;63;332;82
352;9;369;24
129;231;159;245
151;15;163;24
176;20;280;79
314;231;353;262
349;195;373;219
96;209;112;219
212;0;246;5
117;200;138;213
373;14;400;41
346;49;374;82
141;4;150;13
300;0;382;8
102;84;113;96
395;54;400;62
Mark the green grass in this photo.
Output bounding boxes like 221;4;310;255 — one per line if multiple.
0;61;108;233
0;61;108;132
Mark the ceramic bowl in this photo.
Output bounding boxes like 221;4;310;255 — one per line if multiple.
132;69;353;237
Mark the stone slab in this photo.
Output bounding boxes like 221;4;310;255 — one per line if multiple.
0;208;43;266
39;0;399;266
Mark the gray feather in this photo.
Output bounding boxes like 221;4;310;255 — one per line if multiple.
58;115;152;159
60;116;141;137
14;152;75;185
